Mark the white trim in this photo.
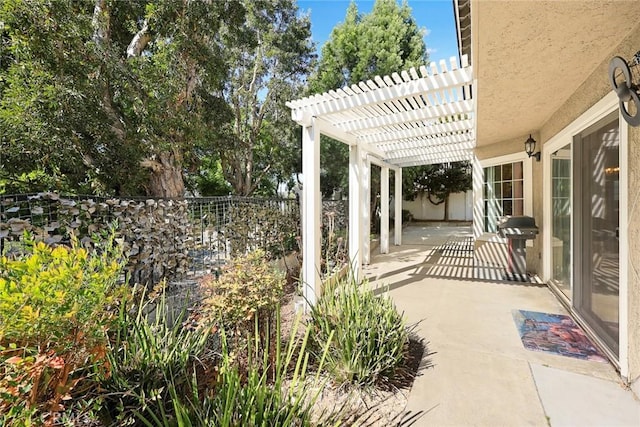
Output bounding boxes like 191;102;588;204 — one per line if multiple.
540;90;628;377
619;112;629;381
363;156;371;265
395;168;403;245
349;144;363;282
287;57;475;168
475;151;533;234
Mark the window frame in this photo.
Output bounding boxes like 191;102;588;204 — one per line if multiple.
473;151;533;238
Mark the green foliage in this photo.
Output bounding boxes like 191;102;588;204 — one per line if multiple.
98;288;213;425
308;0;428;198
200;316;325;427
211;0;315;196
403;161;472;220
0;0;247;197
203;249;285;329
310;0;426;91
0;232;126;424
224;202;300;258
308;276;409;388
132;313;332;427
191;158;232;196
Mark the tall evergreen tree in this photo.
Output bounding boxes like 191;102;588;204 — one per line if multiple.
308;0;428;197
210;0;315;196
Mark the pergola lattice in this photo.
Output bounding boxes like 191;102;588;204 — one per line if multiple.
287;55;474;306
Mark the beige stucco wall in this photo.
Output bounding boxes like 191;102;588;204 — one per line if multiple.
539;23;640;386
474;22;640;386
474;135;526;161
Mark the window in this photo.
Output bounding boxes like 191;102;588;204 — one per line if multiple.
483;161;524;232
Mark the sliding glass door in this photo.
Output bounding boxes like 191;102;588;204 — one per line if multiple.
573;114;620;357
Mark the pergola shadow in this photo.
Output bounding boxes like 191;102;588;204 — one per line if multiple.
366;225;543;294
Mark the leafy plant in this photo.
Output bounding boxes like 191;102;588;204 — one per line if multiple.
308;276;409;388
97;287;214;425
0;231;126;424
202;249;285;330
134;312;333;427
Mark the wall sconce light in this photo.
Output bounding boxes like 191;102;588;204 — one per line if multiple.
524;134;540;161
609;51;640;126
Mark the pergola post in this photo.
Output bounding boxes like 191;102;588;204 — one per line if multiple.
394;167;402;245
471;154;484;239
381;166;389;254
301;121;321;307
349;144;363;282
362;156;371;265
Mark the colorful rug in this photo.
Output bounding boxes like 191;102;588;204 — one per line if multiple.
512;310;607;362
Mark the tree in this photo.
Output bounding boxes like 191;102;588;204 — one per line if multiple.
308;0;427;198
0;0;246;197
207;0;314;196
403;162;472;220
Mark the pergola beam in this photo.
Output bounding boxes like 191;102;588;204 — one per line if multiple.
335;99;473;133
357;119;474;144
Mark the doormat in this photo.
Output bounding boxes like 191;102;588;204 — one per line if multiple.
512;310;607;362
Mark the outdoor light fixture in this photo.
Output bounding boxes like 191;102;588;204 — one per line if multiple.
609;51;640;127
524;134;540;161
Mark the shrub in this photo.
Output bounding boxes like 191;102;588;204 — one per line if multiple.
202;249;284;332
308;276;409;388
97;288;214;425
0;232;126;424
135;313;333;427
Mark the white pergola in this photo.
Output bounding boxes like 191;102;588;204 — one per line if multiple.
286;55;474;306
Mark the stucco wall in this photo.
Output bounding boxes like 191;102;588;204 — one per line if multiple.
539;23;640;386
474;135;524;161
473;22;640;386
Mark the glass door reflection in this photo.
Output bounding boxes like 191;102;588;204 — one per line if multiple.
551;144;572;301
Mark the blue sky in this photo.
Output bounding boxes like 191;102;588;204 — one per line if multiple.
297;0;459;64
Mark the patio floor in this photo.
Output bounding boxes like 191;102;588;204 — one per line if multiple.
364;223;640;427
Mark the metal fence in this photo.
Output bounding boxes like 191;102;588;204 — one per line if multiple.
185;196;302;274
0;193;310;280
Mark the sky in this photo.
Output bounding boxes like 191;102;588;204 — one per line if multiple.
297;0;459;64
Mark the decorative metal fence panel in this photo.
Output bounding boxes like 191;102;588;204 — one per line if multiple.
0;193;302;281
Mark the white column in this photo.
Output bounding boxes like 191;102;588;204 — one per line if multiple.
349;144;362;282
362;157;371;265
381;166;389;254
301;121;321;307
471;154;484;239
394;167;402;245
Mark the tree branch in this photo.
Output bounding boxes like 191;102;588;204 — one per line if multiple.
427;192;445;206
247;33;262;95
248;164;271;195
91;0;109;45
127;19;151;58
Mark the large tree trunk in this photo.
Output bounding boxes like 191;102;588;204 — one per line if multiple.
443;196;449;221
141;152;185;198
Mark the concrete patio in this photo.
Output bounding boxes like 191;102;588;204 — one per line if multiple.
364;223;640;426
